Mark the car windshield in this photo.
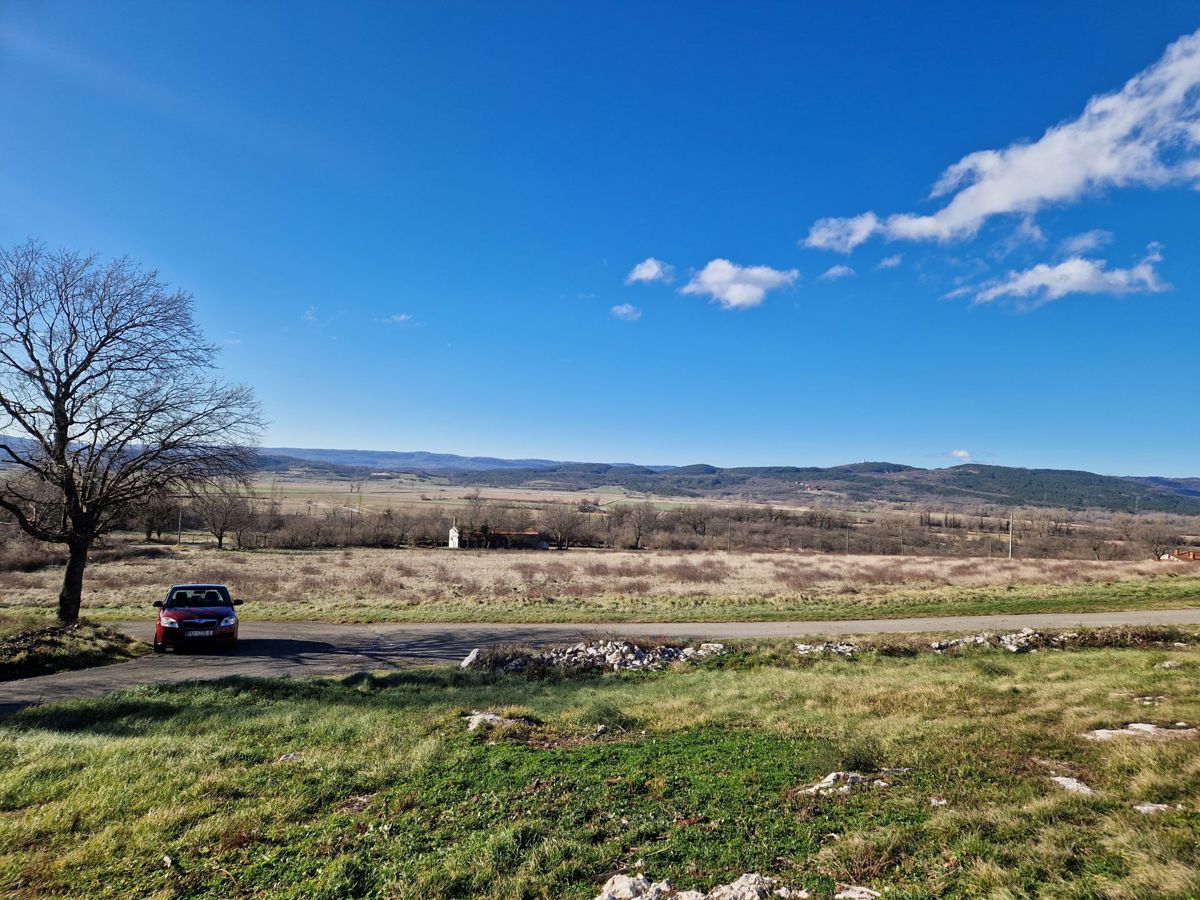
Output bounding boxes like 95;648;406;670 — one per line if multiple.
166;587;231;607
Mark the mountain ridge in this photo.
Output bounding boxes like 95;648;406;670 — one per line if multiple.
253;448;1200;515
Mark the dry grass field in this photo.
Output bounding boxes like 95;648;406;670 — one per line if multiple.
2;545;1198;624
249;474;639;518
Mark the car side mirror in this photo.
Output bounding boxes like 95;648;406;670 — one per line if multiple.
152;600;164;608
233;598;243;606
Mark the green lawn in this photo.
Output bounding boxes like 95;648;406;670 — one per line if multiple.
1;641;1198;897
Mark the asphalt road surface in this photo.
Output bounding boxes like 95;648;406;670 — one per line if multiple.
3;608;1199;714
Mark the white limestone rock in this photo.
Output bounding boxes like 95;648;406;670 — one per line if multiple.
464;710;518;731
1050;776;1095;795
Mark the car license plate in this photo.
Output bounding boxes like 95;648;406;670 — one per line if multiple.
188;629;214;637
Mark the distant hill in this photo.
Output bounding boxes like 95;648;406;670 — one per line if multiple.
257;447;672;473
259;447;567;472
1130;476;1200;500
3;436;1195;514
250;447;1200;515
433;459;1200;515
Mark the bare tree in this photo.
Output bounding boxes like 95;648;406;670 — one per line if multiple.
132;489;176;541
192;480;254;549
1086;532;1112;561
679;504;712;537
0;242;262;622
541;503;583;549
625;502;660;550
1137;523;1179;561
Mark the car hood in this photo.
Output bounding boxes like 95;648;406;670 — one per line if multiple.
161;607;234;620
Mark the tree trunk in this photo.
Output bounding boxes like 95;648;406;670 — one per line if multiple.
57;537;90;624
216;532;225;549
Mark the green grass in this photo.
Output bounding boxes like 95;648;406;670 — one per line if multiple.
287;574;1200;624
0;619;147;682
2;644;1198;897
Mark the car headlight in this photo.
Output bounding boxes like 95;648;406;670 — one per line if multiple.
160;616;180;628
220;615;237;627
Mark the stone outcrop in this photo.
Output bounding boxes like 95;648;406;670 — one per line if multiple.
1082;722;1197;742
1133;802;1176;815
1049;776;1095;795
464;710;521;731
593;873;807;899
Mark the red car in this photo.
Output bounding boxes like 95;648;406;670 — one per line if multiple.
153;583;242;652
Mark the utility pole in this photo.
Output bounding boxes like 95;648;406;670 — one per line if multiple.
1008;509;1014;560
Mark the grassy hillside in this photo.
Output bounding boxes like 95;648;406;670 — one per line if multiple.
3;640;1197;897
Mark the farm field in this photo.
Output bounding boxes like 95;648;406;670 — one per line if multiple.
2;545;1199;625
247;474;642;517
1;640;1197;897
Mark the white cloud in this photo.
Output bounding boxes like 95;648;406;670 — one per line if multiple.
679;259;800;310
804;212;880;253
820;264;856;280
1014;216;1046;245
385;313;414;325
804;28;1200;251
950;449;973;462
624;257;674;285
301;306;318;323
1059;229;1114;255
610;303;642;321
877;254;903;269
974;244;1167;308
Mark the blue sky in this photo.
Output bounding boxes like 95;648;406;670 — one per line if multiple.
1;2;1197;475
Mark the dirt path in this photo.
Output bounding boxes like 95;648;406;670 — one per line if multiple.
3;608;1199;714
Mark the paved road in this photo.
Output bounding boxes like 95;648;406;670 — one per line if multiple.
3;608;1199;714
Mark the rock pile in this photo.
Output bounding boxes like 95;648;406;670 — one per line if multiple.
461;640;727;674
928;634;990;652
594;873;807;899
794;641;858;656
931;628;1082;654
799;769;907;796
796;628;1098;657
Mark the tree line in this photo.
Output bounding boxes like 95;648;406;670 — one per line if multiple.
120;486;1194;563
